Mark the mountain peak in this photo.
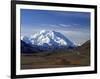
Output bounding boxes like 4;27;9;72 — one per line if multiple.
40;30;48;34
39;30;56;34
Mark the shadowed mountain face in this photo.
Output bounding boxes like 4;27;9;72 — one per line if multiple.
21;40;40;53
80;40;90;49
76;40;90;55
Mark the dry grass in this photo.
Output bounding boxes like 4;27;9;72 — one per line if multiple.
21;40;90;69
21;49;90;69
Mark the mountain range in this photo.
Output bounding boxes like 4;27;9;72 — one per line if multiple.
21;30;76;53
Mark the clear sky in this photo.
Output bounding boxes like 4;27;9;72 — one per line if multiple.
21;9;90;45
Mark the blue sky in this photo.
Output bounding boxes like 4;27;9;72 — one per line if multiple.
21;9;90;45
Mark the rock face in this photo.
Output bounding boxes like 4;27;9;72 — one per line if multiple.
21;30;76;53
78;40;90;55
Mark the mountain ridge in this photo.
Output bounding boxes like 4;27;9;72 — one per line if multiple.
21;30;76;53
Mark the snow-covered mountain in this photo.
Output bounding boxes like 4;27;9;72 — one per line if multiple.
21;30;76;52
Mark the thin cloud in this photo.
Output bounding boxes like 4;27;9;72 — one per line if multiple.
59;24;71;28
